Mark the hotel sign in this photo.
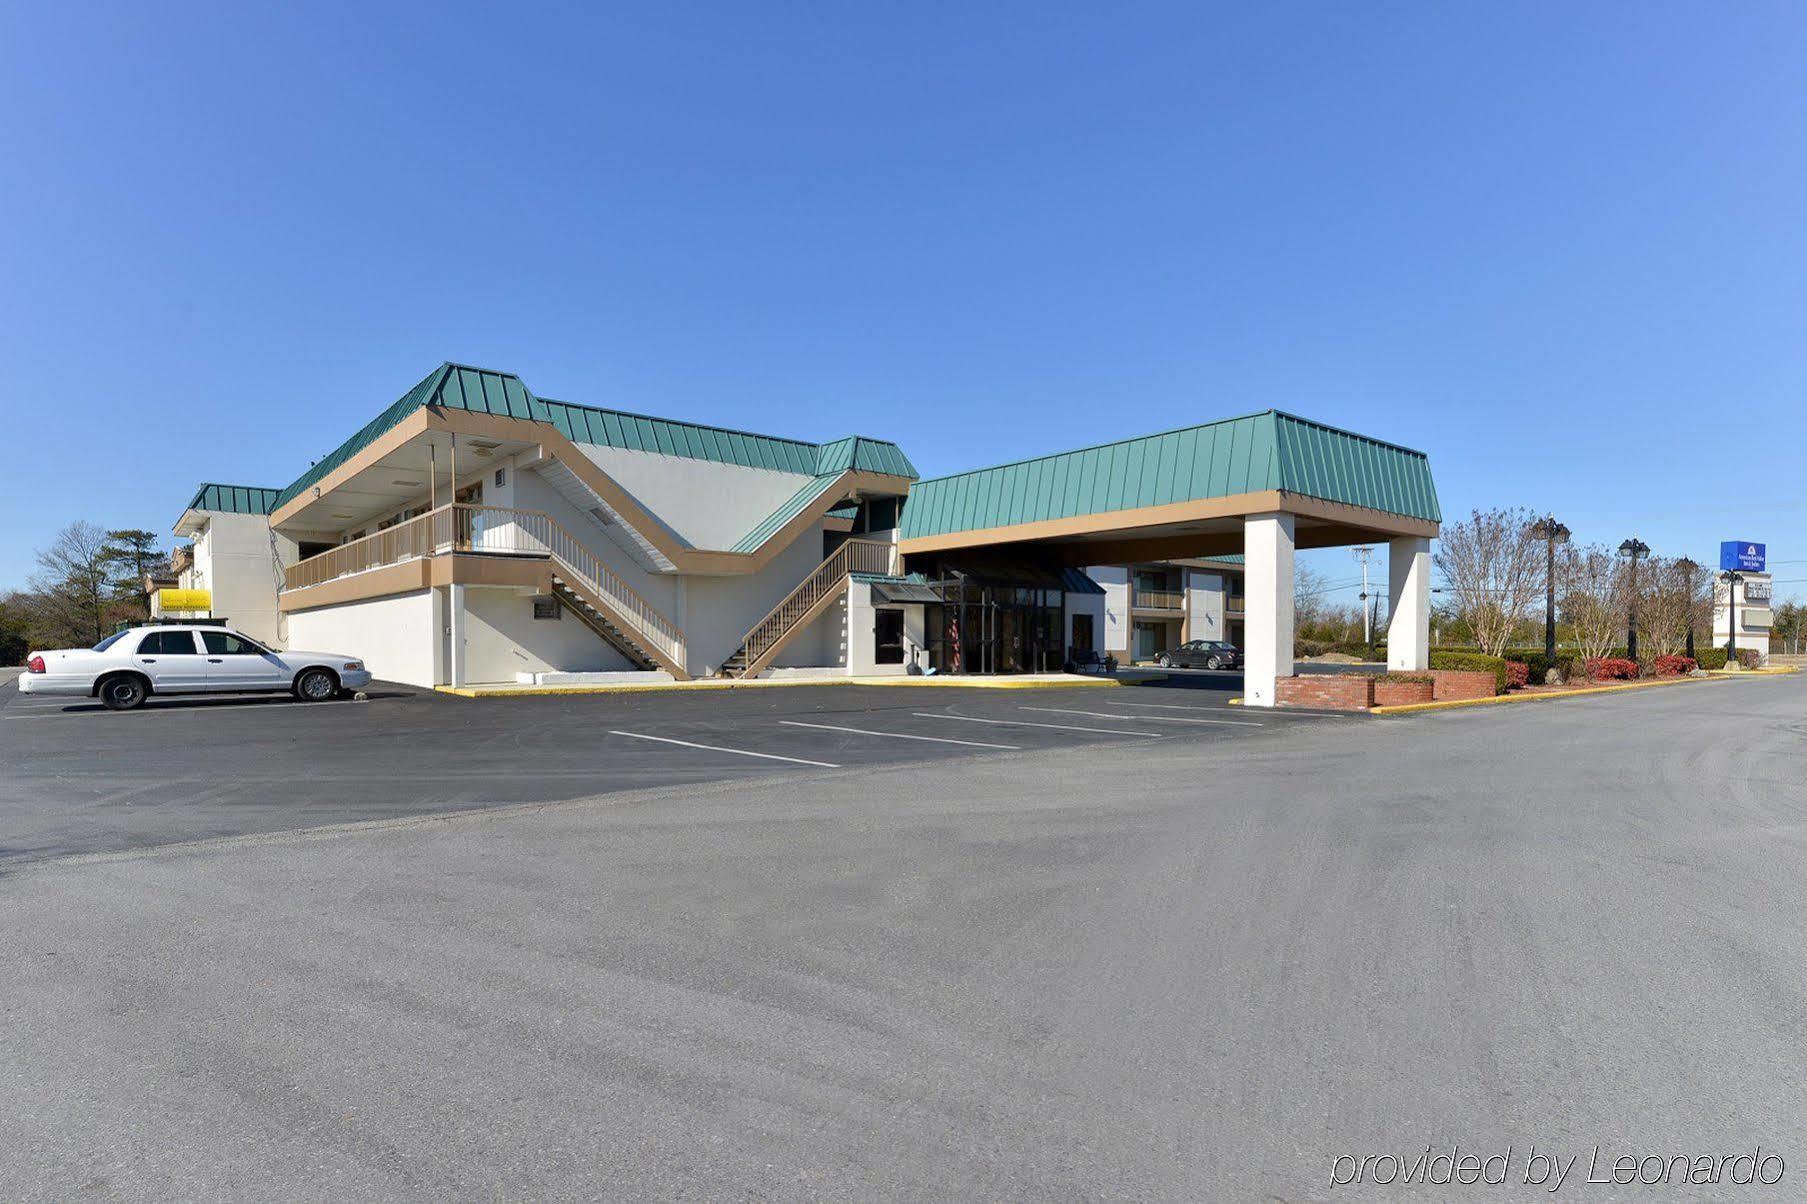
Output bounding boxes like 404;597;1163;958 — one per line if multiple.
1719;541;1765;573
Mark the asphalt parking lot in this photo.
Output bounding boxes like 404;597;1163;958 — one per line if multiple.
0;670;1356;867
4;671;1803;1199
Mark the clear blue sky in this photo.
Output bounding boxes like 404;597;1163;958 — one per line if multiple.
3;3;1803;601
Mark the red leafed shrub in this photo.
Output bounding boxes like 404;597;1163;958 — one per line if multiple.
1585;657;1639;680
1505;660;1530;689
1654;655;1696;676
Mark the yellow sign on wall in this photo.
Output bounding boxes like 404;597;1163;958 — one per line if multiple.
155;588;212;612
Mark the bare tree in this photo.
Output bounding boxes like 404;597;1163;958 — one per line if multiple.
1637;557;1709;658
1559;543;1625;661
1294;562;1331;634
1432;508;1544;657
27;521;118;648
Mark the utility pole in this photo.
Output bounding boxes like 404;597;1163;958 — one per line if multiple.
1352;546;1373;649
1530;516;1569;662
1618;537;1650;660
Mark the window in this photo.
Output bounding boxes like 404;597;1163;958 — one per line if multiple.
201;630;266;655
92;631;130;652
495;467;508;488
136;630;199;655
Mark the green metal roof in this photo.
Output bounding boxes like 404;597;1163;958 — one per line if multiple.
897;410;1439;540
813;435;917;478
187;483;281;516
272;362;917;512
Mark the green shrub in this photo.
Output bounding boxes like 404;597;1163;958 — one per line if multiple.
1377;672;1433;684
1694;647;1729;670
1429;650;1509;694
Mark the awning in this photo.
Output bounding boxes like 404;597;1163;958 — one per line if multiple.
871;581;942;604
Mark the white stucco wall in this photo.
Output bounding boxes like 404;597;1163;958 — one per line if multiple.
1089;566;1130;657
681;526;839;674
460;587;636;683
189;511;284;647
1064;590;1106;658
1186;570;1225;640
577;445;818;551
845;581;925;676
285;589;441;688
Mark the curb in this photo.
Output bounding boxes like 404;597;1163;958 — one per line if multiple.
1371;674;1724;715
436;675;1122;699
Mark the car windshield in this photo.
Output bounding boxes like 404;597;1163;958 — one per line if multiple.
92;631;129;652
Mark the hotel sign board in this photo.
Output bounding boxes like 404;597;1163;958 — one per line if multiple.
1720;541;1766;573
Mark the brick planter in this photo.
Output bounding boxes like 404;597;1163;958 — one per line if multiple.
1429;669;1497;701
1275;674;1374;711
1372;677;1435;706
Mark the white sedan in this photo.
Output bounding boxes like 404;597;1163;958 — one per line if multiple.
22;623;372;710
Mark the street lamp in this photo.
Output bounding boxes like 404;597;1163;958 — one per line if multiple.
1721;569;1743;666
1618;537;1650;659
1530;516;1569;662
1676;557;1699;659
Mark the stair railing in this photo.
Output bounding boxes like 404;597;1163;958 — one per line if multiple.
447;504;686;668
733;538;898;673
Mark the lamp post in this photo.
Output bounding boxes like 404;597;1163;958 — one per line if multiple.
1676;557;1698;659
1722;569;1742;666
1531;516;1569;662
1617;537;1650;660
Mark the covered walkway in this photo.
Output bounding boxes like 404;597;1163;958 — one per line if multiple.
897;410;1441;706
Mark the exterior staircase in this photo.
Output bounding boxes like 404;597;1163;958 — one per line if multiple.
718;538;898;678
455;504;690;680
549;575;674;676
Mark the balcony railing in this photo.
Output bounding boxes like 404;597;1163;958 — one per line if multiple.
282;503;685;667
1132;588;1185;610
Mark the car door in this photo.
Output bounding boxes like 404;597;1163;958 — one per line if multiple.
130;629;210;691
199;629;291;692
1178;640;1203;667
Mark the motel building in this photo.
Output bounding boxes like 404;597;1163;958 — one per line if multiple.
164;363;1440;707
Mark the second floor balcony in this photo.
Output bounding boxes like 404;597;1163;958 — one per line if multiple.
1132;587;1185;611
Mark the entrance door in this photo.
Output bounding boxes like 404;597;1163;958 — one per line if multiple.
1134;622;1162;662
1071;612;1095;656
873;609;904;665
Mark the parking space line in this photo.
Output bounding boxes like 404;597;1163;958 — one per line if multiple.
778;720;1020;749
911;712;1164;738
1019;705;1262;728
608;729;841;768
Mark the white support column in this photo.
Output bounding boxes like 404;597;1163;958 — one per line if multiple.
1387;536;1432;671
448;583;467;688
1243;512;1295;707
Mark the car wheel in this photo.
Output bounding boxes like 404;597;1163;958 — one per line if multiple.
1205;656;1221;670
99;673;149;711
294;667;339;702
1156;654;1171;667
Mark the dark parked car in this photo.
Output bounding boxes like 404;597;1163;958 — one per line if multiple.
1154;639;1242;670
